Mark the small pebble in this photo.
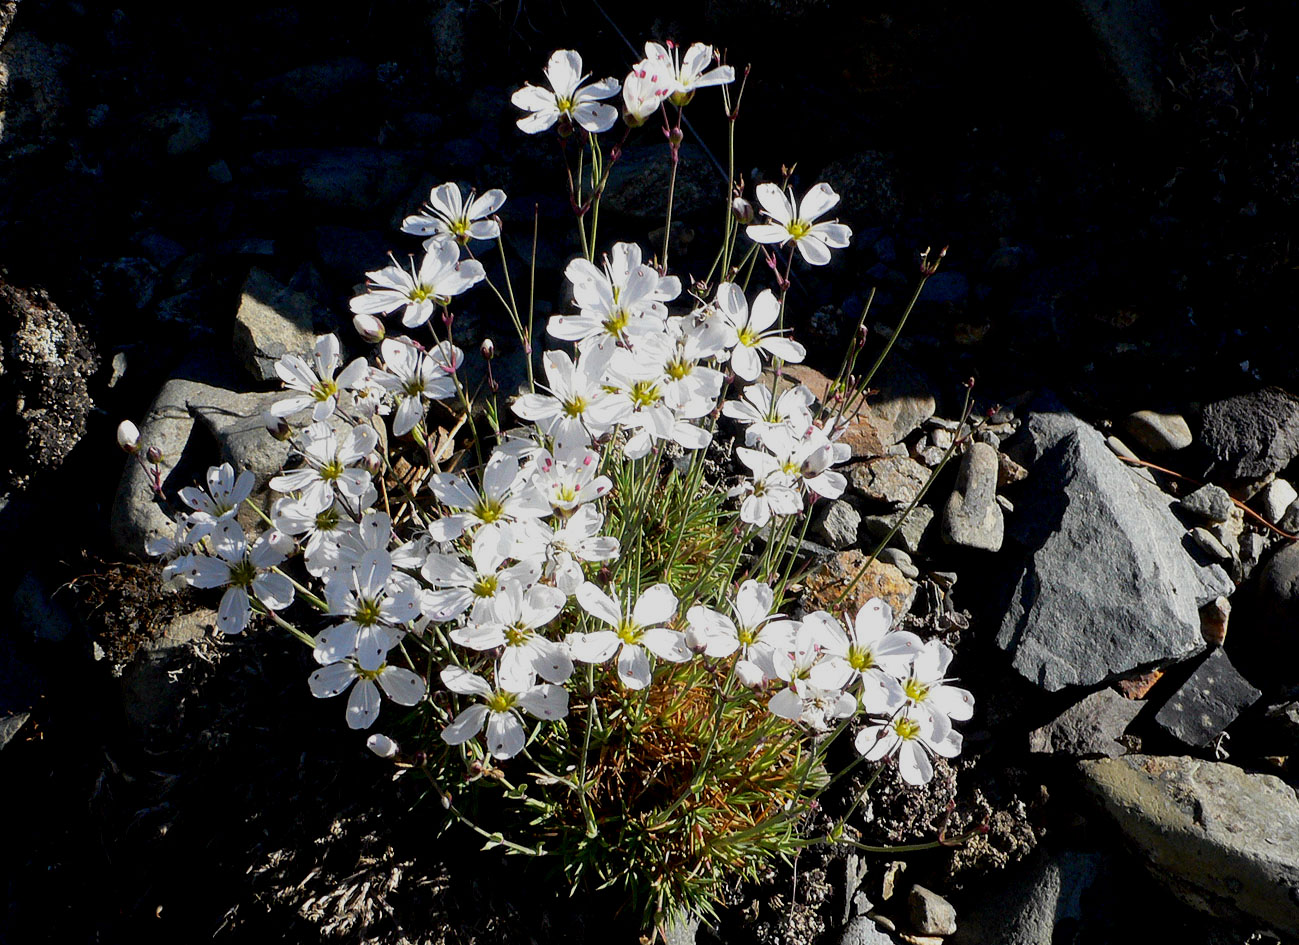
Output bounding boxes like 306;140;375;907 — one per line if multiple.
877;547;919;579
974;429;1000;447
997;452;1028;487
1259;479;1298;524
1190;526;1232;562
1178;484;1234;524
996;494;1014;512
1200;596;1231;647
1123;409;1193;452
908;885;957;936
916;445;946;467
1105;435;1139;463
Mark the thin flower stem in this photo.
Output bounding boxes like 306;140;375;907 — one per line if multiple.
252;600;316;648
272;567;329;612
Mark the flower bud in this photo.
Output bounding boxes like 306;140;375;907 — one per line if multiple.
352;312;385;344
146;445;164;465
731;197;754;225
263;410;292;441
667;126;685;148
684;625;710;655
116;420;141;454
366;733;398;759
480;337;495;360
364;451;383;475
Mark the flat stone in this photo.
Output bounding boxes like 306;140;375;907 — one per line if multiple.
838;917;894;945
877;547;918;579
1200;386;1299;480
1189;526;1231;562
995;403;1226;691
233;267;333;382
1177;484;1234;524
848;455;930;508
1199;596;1230;647
1027;688;1143;758
907;885;957;936
1105;434;1139;463
802;550;917;620
1114;669;1163;699
810;499;862;551
1152;648;1261;749
1123;410;1192;453
1079;754;1299;934
1259;479;1298;524
862;504;935;556
942;442;1004;551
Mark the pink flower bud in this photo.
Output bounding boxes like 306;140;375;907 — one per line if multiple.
731;197;755;225
352;312;385;344
364;451;383;475
116;420;141;454
146;445;164;465
480;338;495;360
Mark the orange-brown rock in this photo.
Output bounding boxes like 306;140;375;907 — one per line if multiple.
801;549;917;619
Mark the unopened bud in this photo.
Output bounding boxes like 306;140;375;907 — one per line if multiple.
146;445;164;465
731;197;755;225
366;733;399;759
116;420;141;454
263;410;292;441
364;451;383;475
667;126;685;148
480;337;496;360
684;625;710;655
352;312;385;344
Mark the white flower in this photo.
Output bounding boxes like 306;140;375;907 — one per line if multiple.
897;639;975;728
401;182;506;247
644;41;735;105
270;334;370;422
805;602;920;712
366;733;399;758
309;657;426;731
766;624;856;727
439;665;568;759
729;447;802;527
316;542;422;670
529;443;613;512
854;705;961;786
511;50;620;135
713;283;807;381
686;579;797;660
179;462;254;536
117;420;141;453
511;348;626;451
269;421;379;510
622;59;672;126
521;503;620;594
761;424;851;500
746;182;853;266
548;248;672;353
722;382;815;449
567;582;690;689
420;523;540;623
452;582;571;689
372;337;464;437
348;242;486;328
271;490;360;579
183;520;295;634
427;451;552;542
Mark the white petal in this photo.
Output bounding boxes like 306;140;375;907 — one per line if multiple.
439;665;493;697
309;661;357;698
441;704;490;745
616;644;652;689
346;679;381;729
517;684;569;720
486;711;525;758
632;583;677;627
378;666;426;706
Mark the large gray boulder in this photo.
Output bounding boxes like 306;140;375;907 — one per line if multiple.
1079;754;1299;936
997;406;1231;691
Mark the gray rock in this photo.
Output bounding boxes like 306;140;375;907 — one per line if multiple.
1177;484;1234;524
862;505;934;555
995;406;1225;691
1247;541;1299;654
1070;0;1168;119
602;143;717;221
1152;648;1260;749
811;499;862;550
1027;688;1143;758
187;384;294;488
255;56;371;110
234;268;333;382
1200;387;1299;480
1105;434;1140;462
429;1;468;85
1079;754;1299;934
877;547;918;579
820;151;903;224
254;148;425;216
0;711;29;751
1123;410;1192;453
949;849;1104;945
1239;531;1267;580
907;885;957;936
919;272;968;305
1189;526;1231;563
848;455;930;508
838;916;895;945
942;442;1004;551
13;570;75;643
0;31;71;146
1259;479;1298;524
119;608;214;740
870;355;936;445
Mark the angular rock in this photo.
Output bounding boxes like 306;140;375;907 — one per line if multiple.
1189;526;1231;563
187;385;294;489
907;885;957;936
802;550;916;620
1152;648;1260;749
1199;387;1299;480
877;547;918;579
848;455;929;508
862;505;934;556
1123;410;1192;453
1199;596;1230;647
995;406;1227;691
780;360;933;455
1259;479;1298;524
1027;688;1143;758
601;143;714;221
0;711;29;751
810;499;861;551
838;916;894;945
1070;0;1168;119
1079;754;1299;935
942;442;1003;551
997;452;1028;487
234;268;333;382
1177;484;1233;524
949;849;1107;945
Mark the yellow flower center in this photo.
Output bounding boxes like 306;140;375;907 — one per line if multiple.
602;309;630;337
487;690;517;712
630;381;661;408
319;459;344;482
737;327;760;348
666;358;691;380
311;379;339;402
315;508;341;531
903;678;931;703
848;646;875;672
556;96;575;114
563;396;588;418
471;575;499;598
504;624;531;646
616;619;641;645
555;484;577;504
787;220;812;239
228;559;257;588
892;716;922;741
473;498;504;523
355;598;383;627
737;627;757;646
409;285;433;302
